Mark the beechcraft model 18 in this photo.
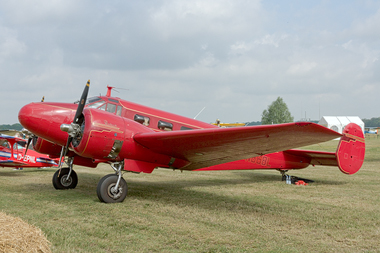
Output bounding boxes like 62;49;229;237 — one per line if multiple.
0;133;59;169
18;80;365;203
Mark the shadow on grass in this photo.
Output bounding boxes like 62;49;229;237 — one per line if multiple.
4;169;349;215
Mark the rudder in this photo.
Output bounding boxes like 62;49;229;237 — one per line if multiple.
336;123;365;175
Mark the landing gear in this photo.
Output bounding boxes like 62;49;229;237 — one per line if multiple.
52;167;78;189
278;170;289;182
277;169;314;185
52;156;128;203
97;162;128;203
52;157;78;189
97;174;128;203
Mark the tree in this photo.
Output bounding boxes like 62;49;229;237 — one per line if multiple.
362;117;380;127
261;97;294;124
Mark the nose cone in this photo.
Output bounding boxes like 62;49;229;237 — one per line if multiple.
18;102;77;146
18;103;41;133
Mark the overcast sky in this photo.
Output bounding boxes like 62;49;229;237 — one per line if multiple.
1;0;379;125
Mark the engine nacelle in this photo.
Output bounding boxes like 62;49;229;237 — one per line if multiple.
32;136;62;157
72;108;172;166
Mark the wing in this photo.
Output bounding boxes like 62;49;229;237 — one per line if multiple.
0;160;29;166
134;122;342;170
0;134;27;145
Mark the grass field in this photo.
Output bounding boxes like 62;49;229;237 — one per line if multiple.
1;137;380;252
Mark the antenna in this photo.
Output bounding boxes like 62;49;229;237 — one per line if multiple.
194;107;206;119
106;86;128;97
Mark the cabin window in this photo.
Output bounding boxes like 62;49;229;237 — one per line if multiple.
107;103;117;114
180;126;193;130
116;106;122;116
134;114;150;126
158;120;173;131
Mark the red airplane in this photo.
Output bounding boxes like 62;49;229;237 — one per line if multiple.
18;80;365;203
0;134;59;169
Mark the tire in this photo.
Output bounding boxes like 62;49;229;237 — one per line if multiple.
97;174;128;203
52;168;78;190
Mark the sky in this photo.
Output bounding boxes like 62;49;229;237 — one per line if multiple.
0;0;379;124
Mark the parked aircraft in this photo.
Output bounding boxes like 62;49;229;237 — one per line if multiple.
0;134;59;168
18;80;365;203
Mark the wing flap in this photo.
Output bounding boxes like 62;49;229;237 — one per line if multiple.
134;122;342;170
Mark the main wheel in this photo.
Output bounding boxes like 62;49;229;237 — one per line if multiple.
97;174;128;203
52;168;78;189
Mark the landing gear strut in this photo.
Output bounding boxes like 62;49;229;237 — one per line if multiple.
278;170;289;181
97;162;128;203
277;169;314;184
52;157;78;189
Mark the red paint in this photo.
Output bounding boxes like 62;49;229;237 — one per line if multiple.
18;86;365;175
0;135;59;168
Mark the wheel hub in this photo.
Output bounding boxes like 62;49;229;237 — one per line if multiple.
61;175;72;187
107;183;122;199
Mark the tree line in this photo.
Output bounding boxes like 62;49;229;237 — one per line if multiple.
0;123;23;130
362;117;380;128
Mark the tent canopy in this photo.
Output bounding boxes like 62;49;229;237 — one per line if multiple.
318;116;364;134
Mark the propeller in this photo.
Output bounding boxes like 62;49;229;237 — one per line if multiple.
21;128;33;157
59;80;90;165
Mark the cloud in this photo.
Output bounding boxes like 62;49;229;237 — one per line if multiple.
0;1;379;125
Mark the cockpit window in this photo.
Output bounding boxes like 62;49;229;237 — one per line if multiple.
98;104;106;111
107;103;117;114
87;101;106;109
108;98;119;103
87;97;102;104
86;96;122;116
116;106;122;116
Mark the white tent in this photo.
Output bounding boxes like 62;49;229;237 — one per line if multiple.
318;116;364;134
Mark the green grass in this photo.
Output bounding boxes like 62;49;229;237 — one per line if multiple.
1;138;380;252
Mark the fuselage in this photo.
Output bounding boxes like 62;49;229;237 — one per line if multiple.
18;93;314;172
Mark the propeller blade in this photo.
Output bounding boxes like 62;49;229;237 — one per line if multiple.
23;137;33;157
73;80;90;124
59;80;90;163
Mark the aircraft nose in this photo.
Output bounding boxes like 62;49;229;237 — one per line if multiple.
18;102;74;145
18;103;40;133
18;103;46;136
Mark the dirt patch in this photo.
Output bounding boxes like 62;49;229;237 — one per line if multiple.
0;212;51;253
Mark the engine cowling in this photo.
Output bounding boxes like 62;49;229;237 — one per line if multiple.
72;108;172;166
32;136;62;157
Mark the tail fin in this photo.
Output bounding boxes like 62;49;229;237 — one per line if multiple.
336;123;365;174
